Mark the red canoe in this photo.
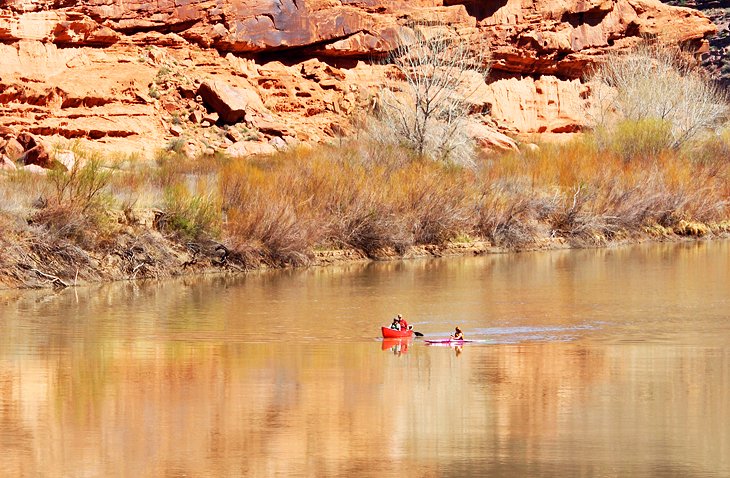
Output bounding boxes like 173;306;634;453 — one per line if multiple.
381;326;414;338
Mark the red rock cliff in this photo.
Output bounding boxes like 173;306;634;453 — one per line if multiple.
0;0;717;157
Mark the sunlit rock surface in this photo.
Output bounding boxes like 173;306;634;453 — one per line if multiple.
0;0;717;157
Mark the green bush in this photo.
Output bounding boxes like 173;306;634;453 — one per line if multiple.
161;184;221;239
602;118;673;161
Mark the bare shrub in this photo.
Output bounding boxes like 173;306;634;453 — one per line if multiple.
475;181;551;249
47;158;112;213
29;158;116;248
371;26;491;167
30;205;98;248
220;159;321;266
587;41;729;152
587;180;662;234
691;126;730;165
395;164;475;244
218;144;484;261
226;201;316;267
477;136;730;246
548;185;593;237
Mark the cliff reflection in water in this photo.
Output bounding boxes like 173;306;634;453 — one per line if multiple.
1;240;729;477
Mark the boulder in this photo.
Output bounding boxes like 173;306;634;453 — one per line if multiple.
300;58;346;82
269;136;288;150
16;132;38;151
250;116;293;137
21;164;48;175
202;111;219;124
226;140;277;158
225;128;243;143
0;126;14;138
463;122;519;152
0;155;17;171
4;138;25;161
197;80;265;124
189;110;203;124
55;150;76;170
20;144;52;168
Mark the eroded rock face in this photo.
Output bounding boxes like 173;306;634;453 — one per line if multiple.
480;0;715;77
486;76;588;134
0;0;717;159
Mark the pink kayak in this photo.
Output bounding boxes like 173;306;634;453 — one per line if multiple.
424;339;473;345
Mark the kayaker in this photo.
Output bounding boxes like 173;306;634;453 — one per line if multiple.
450;327;464;341
397;314;409;331
390;317;401;330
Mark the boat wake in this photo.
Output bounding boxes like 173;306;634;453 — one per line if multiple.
419;323;602;345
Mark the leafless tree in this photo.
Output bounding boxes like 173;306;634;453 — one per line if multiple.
371;26;492;167
587;41;729;149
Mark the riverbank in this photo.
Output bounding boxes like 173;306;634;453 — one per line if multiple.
1;214;727;290
2;136;730;290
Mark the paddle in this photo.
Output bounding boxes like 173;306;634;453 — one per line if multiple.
413;331;424;337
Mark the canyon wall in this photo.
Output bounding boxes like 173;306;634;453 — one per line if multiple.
0;0;718;159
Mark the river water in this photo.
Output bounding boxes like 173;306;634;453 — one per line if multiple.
1;241;729;477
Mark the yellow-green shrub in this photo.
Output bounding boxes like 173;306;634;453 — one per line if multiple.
161;183;221;240
600;118;673;161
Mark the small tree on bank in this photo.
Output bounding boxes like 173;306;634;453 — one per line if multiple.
371;27;492;167
587;41;729;156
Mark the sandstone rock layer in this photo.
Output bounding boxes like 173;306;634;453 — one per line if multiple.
0;0;717;157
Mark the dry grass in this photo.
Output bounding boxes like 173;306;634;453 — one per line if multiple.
216;134;729;258
217;144;481;264
461;134;729;248
1;127;729;285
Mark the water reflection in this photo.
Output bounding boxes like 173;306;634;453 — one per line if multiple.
381;338;412;355
0;241;729;476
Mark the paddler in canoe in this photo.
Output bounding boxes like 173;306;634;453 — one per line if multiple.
397;314;410;332
389;314;410;331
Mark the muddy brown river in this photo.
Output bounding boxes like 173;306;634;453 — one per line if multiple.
1;241;729;477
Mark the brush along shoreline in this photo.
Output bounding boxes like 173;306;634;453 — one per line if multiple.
1;215;727;290
3;131;730;291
